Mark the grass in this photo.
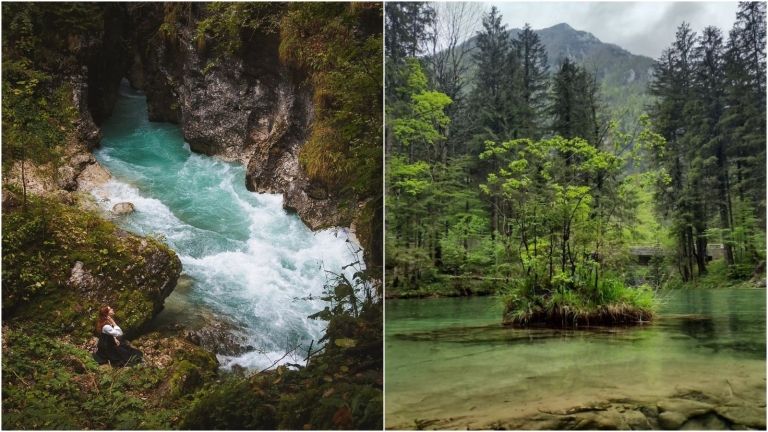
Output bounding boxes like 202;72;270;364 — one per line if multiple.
502;276;656;327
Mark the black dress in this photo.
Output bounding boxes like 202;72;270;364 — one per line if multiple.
94;330;143;367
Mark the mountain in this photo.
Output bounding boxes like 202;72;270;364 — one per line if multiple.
522;23;655;88
458;22;657;128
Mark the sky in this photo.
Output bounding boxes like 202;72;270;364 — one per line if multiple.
486;1;740;58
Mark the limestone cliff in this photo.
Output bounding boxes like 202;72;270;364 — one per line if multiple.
123;5;351;231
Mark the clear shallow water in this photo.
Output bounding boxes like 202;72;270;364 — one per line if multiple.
385;288;766;428
93;82;360;370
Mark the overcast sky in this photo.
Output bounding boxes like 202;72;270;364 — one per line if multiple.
485;2;740;58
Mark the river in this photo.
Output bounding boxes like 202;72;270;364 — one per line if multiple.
91;81;360;370
385;287;766;429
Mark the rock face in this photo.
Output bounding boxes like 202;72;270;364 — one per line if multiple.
125;5;347;230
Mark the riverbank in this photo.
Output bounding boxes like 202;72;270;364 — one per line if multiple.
385;276;498;299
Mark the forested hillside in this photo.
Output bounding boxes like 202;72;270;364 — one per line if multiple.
385;2;765;321
456;21;656;132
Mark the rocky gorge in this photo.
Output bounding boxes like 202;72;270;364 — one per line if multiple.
2;3;382;429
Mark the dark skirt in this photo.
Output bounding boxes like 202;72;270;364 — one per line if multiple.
94;333;143;367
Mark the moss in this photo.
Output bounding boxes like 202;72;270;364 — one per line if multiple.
167;360;204;399
175;345;218;372
182;376;280;429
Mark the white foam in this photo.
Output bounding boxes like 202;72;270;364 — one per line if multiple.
91;169;363;371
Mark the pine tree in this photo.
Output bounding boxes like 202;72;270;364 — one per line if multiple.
513;23;549;140
550;58;602;147
649;22;707;280
722;2;766;224
691;26;734;265
469;6;518;146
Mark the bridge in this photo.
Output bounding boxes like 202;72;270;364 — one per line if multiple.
629;244;725;265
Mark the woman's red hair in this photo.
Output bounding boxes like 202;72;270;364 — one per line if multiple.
96;305;111;334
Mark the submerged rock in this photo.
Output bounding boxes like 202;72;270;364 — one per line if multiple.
657;398;713;418
715;404;766;429
658;411;689;429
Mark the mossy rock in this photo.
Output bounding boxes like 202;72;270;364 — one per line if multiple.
175;345;219;371
2;193;181;338
166;360;204;399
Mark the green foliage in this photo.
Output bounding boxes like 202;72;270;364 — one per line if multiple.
392;60;453;162
1;326;189;430
194;3;283;57
280;2;382;201
646;8;766;282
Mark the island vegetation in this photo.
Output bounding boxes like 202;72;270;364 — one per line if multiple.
385;2;765;327
2;2;382;429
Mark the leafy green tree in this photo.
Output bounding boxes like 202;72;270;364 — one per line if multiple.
392;59;452;163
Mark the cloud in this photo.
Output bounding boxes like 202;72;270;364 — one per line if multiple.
490;1;739;58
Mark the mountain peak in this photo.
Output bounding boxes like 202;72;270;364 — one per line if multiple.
549;22;574;31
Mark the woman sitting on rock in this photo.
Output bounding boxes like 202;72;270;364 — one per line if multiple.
93;305;143;367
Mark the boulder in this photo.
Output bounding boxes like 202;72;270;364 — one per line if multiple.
623;409;652;430
77;162;111;192
57;165;79;191
67;261;100;292
658;411;689;429
183;323;253;357
657;398;713;418
112;202;135;214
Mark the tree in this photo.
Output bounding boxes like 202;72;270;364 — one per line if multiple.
479;136;626;291
391;59;452;163
469;6;518;146
690;26;733;265
423;2;482;159
648;22;709;281
513;23;549;139
722;2;766;225
550;58;603;147
385;2;435;104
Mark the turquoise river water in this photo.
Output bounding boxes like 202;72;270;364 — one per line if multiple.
385;288;766;428
92;82;360;370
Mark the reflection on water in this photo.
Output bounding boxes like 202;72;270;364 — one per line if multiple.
385;288;766;428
